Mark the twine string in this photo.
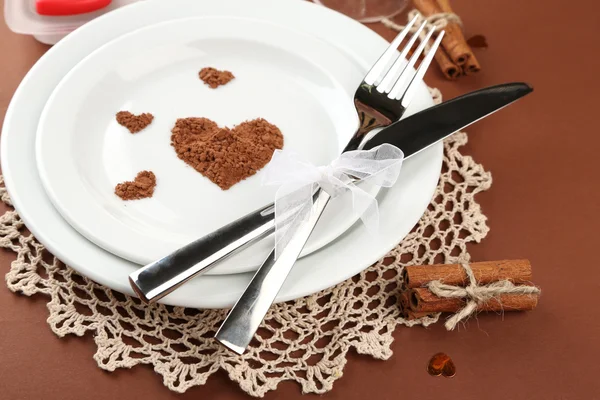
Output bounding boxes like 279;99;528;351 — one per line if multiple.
382;10;461;53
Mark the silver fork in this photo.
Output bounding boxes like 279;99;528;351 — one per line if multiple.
128;16;440;304
214;29;445;353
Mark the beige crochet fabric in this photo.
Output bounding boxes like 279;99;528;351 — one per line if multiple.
1;88;492;397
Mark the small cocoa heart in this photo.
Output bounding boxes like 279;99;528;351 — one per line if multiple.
170;117;283;190
116;111;154;133
199;67;235;88
427;352;456;377
115;170;156;200
466;34;488;49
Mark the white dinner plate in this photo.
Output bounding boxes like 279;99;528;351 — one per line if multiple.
36;15;380;273
1;0;442;308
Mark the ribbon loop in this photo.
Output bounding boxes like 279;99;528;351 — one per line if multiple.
262;144;405;259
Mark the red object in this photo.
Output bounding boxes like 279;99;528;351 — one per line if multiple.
35;0;112;16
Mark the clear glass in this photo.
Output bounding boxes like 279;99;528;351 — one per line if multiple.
313;0;409;23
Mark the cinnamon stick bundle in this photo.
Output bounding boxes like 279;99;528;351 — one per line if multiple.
436;0;481;75
413;0;471;65
403;260;533;289
399;260;540;328
409;287;539;313
410;0;481;79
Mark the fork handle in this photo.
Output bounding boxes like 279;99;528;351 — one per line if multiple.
215;189;331;354
129;203;276;303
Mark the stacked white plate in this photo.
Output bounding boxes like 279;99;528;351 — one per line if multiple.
1;0;442;308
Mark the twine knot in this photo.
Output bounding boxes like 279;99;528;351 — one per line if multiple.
408;9;462;29
427;263;541;330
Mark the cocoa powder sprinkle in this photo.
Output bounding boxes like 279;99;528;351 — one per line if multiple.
199;67;235;88
116;111;154;133
171;117;283;190
115;171;157;200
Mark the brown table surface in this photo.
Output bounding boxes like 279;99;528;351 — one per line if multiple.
1;0;599;399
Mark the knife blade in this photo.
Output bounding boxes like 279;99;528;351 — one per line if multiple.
363;82;533;153
214;82;533;354
129;82;533;305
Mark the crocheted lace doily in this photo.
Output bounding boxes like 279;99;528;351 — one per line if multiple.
1;88;492;397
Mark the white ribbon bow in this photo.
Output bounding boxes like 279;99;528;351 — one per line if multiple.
262;144;405;259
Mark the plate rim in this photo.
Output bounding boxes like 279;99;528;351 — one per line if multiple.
1;0;442;308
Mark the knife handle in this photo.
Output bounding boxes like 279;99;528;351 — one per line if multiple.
129;203;276;302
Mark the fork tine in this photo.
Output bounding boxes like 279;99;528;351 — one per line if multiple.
376;20;428;93
388;27;437;100
395;31;445;107
364;14;419;85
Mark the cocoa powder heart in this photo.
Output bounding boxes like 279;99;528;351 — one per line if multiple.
116;111;154;133
171;117;283;190
115;170;157;200
466;34;488;49
199;67;235;88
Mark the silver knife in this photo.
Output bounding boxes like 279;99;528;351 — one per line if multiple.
129;83;533;304
214;82;533;354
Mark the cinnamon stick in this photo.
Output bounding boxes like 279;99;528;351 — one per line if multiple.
404;310;436;320
463;55;481;75
406;37;460;79
400;291;435;320
433;44;461;79
399;291;410;311
412;0;473;66
403;260;533;289
410;287;540;313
